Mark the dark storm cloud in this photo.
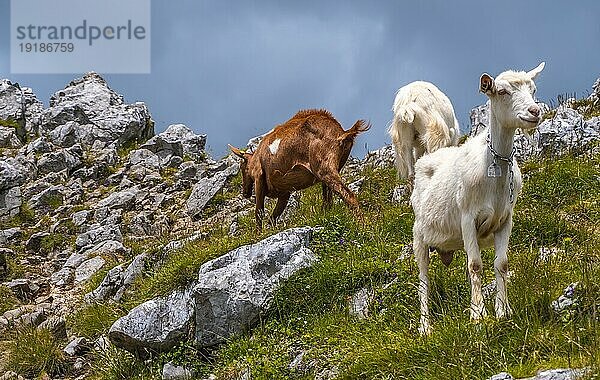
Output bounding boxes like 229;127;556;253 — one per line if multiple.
1;0;599;156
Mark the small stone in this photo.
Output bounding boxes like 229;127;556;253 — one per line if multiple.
349;288;374;319
74;256;106;283
38;316;67;339
162;361;194;380
64;337;88;356
25;232;51;254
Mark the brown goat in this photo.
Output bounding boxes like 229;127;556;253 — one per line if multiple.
229;109;370;231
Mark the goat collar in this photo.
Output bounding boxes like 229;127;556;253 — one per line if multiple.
486;131;516;203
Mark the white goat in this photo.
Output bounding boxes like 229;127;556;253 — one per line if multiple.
388;81;460;181
411;63;545;335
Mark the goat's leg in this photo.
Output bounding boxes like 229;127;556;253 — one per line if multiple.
254;178;266;232
493;217;513;318
322;183;333;210
269;193;290;226
317;172;360;214
414;233;432;335
461;216;487;321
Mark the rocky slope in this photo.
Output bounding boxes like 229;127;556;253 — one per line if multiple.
0;73;599;380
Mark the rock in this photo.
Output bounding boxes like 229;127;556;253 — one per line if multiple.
75;224;122;251
468;101;599;161
0;228;21;245
50;267;74;287
186;163;239;218
64;337;88;356
28;185;65;214
72;210;92;228
0;186;21;219
128;148;161;170
162;361;195;380
349;288;374;319
96;188;140;210
551;283;579;314
490;368;589;380
109;227;316;353
19;310;46;327
160;124;207;158
42;72;154;149
38;316;67;339
6;278;39;301
362;145;395;168
0;79;43;139
0;126;22;148
25;232;51;253
348;177;365;193
469;102;490;138
0;160;27;190
139;135;184;166
85;253;146;302
0;248;10;275
391;184;410;203
194;227;317;347
109;283;196;354
0;370;26;380
74;256;106;283
37;146;83;175
489;372;514;380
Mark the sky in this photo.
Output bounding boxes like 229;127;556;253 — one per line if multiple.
1;0;599;158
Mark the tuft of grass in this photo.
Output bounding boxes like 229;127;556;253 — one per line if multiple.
570;97;600;120
5;327;68;378
0;202;35;229
39;233;68;256
89;345;155;380
68;302;125;340
0;285;20;314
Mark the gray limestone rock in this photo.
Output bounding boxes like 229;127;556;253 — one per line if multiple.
186;163;239;219
193;227;317;347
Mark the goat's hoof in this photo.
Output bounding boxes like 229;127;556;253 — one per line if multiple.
470;307;488;322
495;304;513;319
418;321;433;336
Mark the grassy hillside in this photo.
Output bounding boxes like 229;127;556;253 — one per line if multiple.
85;150;599;380
4;151;599;379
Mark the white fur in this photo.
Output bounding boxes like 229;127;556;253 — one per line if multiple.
269;138;281;155
411;63;545;335
388;81;460;180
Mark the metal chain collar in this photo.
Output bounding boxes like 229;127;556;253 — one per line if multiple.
486;131;516;203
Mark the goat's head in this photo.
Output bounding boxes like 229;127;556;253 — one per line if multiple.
228;144;254;198
480;62;545;130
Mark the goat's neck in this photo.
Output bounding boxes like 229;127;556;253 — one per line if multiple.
488;111;516;161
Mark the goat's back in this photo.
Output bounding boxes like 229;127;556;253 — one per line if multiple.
392;81;459;145
255;109;364;193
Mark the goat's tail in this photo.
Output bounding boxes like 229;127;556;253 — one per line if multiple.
388;106;418;179
340;119;371;142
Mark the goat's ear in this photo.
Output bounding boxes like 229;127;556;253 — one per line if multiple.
228;144;247;160
479;73;496;95
527;61;545;80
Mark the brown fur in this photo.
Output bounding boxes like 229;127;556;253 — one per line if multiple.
229;109;370;231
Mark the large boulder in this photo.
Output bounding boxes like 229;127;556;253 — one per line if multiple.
108;227;317;354
193;226;317;347
41;72;154;149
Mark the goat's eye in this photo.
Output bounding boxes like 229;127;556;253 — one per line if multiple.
497;89;508;95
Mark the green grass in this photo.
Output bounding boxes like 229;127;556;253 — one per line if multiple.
5;327;68;378
68;153;599;380
68;302;125;340
0;285;20;314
